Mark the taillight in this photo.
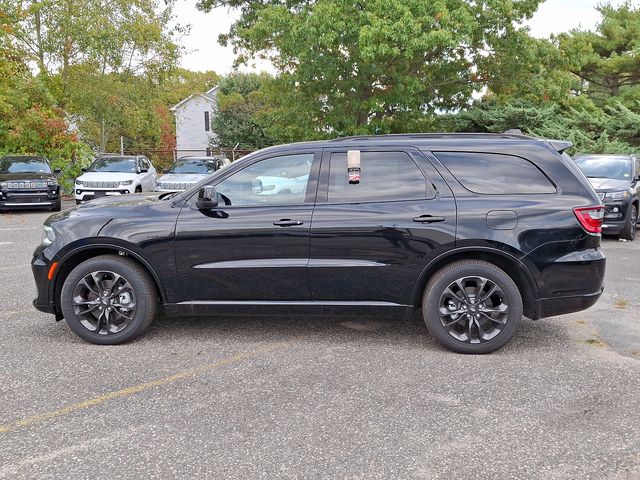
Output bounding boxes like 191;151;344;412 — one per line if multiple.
573;205;605;234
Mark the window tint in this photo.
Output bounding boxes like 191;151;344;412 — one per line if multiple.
434;152;556;194
328;151;429;203
215;153;314;206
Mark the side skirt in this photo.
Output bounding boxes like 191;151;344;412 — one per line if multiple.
163;300;415;319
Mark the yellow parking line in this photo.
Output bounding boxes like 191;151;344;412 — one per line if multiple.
0;341;291;434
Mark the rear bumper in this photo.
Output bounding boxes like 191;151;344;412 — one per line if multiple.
535;288;603;319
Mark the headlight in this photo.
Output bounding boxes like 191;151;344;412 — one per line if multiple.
120;180;133;186
48;179;58;187
41;225;56;246
75;179;83;186
0;181;6;189
604;191;629;201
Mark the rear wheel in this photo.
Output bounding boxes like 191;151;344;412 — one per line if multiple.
422;260;523;354
60;255;158;345
620;204;637;241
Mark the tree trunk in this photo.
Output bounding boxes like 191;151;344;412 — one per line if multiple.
33;6;46;75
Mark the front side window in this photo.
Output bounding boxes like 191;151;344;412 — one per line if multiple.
214;153;314;206
434;152;556;195
328;151;429;203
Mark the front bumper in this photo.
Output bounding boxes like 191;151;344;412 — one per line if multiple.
75;187;134;202
600;200;633;234
0;188;60;209
32;254;56;314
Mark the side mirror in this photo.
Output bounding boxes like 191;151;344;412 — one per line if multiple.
196;186;218;210
53;168;61;174
252;179;263;194
139;168;149;173
81;167;87;173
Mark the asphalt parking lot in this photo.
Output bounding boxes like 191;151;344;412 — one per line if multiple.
1;201;639;479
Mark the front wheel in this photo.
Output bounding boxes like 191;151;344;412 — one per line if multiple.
60;255;158;344
422;260;523;354
619;204;637;241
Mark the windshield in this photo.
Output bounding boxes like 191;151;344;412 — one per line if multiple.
0;156;51;174
167;158;221;174
575;156;632;180
88;157;137;173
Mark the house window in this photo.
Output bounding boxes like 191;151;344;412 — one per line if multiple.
204;111;210;132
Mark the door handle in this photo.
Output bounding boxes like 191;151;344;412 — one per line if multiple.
273;219;304;227
413;215;445;223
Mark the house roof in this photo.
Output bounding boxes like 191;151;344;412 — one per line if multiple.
170;86;218;112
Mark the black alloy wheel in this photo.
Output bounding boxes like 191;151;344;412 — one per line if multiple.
423;260;523;354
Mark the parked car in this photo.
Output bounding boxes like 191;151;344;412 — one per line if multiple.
0;155;61;212
154;156;230;192
574;154;640;241
33;133;606;354
74;155;157;204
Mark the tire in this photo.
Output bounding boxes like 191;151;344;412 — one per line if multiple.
51;201;62;212
76;200;82;205
422;260;523;354
60;255;158;345
620;204;638;241
135;185;142;193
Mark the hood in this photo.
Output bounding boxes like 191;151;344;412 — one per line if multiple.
0;172;55;181
587;177;630;192
46;192;178;228
156;173;208;184
77;172;138;182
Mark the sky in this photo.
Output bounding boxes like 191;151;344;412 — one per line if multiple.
173;0;634;75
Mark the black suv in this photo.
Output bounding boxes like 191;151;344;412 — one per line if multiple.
0;155;61;212
574;154;640;241
32;134;606;353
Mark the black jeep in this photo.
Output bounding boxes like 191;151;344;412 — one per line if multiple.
0;155;62;212
574;154;640;241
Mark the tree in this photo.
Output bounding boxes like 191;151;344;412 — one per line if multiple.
4;0;185;152
198;0;543;137
211;72;277;149
558;1;640;101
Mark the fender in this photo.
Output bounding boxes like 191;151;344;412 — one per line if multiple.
50;240;169;304
410;245;541;312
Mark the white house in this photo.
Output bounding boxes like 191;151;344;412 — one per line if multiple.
170;86;218;159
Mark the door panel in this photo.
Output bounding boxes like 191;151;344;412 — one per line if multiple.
309;148;457;305
174;151;319;301
175;204;313;300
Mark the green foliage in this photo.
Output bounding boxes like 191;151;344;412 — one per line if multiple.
211;73;277;149
199;0;544;137
442;98;640;155
557;1;640;101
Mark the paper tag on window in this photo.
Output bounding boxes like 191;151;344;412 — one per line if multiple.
347;150;361;184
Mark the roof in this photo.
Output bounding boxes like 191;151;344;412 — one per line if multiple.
241;132;574;159
170;86;218;112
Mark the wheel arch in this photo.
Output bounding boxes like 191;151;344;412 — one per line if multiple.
51;244;167;315
411;247;539;319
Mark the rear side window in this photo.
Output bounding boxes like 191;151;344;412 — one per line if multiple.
434;152;556;194
328;151;430;203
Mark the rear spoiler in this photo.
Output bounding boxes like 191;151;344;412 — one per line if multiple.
502;130;573;153
548;139;573;153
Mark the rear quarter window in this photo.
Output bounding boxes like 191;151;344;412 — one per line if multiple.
433;152;556;194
